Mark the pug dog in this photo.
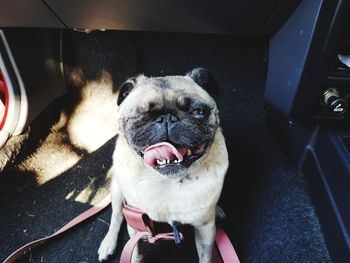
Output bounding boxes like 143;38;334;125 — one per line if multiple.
98;68;229;263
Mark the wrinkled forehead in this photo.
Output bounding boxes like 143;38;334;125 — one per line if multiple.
119;75;216;116
138;75;213;101
138;75;196;91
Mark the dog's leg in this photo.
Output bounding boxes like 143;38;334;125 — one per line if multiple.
194;218;216;263
127;225;144;263
98;175;124;261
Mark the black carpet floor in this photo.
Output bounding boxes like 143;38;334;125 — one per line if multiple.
0;31;331;262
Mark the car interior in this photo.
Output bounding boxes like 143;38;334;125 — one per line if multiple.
0;0;349;262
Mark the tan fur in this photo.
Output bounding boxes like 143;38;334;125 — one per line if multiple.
98;74;228;263
119;75;218;122
113;131;228;224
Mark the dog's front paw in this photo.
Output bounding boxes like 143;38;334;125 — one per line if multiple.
98;234;118;262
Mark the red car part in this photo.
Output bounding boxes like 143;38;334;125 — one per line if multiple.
0;67;9;130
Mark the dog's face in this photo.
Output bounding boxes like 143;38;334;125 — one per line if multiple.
117;68;220;178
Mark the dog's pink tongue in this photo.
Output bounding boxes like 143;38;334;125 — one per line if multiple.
144;142;187;167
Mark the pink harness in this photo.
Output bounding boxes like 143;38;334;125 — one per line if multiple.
3;196;240;263
121;203;240;263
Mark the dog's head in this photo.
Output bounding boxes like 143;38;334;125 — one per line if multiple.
117;68;220;178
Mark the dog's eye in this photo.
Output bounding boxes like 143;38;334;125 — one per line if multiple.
123;90;131;98
191;108;208;119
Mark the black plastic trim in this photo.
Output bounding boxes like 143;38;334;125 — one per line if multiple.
302;129;350;262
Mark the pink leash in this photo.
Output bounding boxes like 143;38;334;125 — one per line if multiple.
2;196;111;263
214;227;240;263
3;196;240;263
120;204;240;263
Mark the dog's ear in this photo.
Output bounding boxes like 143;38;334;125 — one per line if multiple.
117;78;136;105
186;67;219;97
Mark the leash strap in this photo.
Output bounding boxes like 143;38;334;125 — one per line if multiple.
121;205;185;263
119;227;240;263
120;231;183;263
120;231;147;263
215;227;240;263
122;204;155;234
122;205;240;263
3;196;111;263
4;195;240;263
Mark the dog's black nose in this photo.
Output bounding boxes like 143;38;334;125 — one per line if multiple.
155;115;165;123
155;114;179;123
169;115;179;123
